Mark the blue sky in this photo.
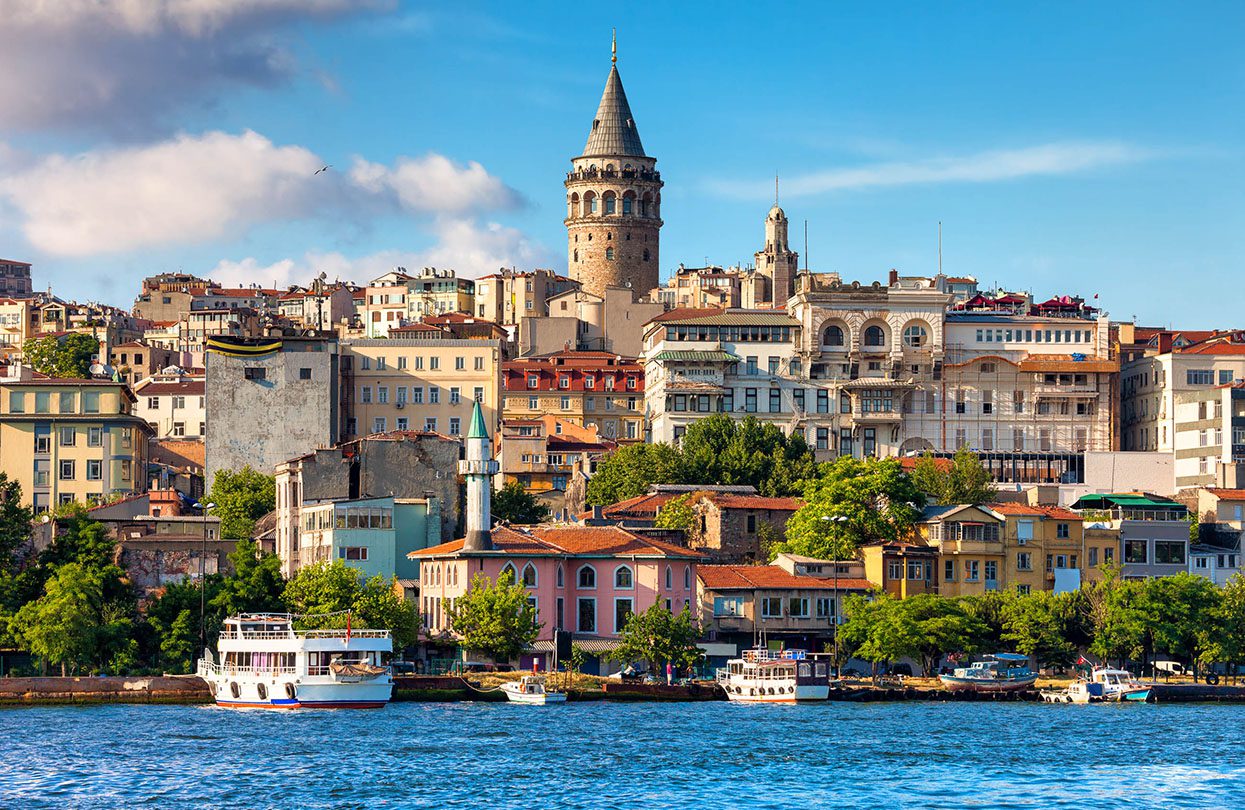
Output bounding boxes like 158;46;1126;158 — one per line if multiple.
0;1;1241;327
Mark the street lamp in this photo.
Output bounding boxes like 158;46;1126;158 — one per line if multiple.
192;500;216;652
820;514;849;678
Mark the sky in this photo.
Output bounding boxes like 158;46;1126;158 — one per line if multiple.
0;0;1241;327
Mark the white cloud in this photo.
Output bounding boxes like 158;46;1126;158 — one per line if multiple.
712;141;1155;199
209;218;554;288
0;130;521;256
0;0;391;133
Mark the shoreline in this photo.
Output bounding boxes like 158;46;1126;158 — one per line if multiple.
2;675;1244;706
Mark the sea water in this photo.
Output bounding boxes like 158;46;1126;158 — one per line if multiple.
0;701;1242;808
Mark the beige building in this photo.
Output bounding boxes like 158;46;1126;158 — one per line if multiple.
342;334;503;441
0;366;152;512
564;52;662;297
741;205;799;308
0;298;37;356
650;265;743;309
474;268;578;329
405;267;474;319
532;286;664;358
503;350;644;442
362;270;415;338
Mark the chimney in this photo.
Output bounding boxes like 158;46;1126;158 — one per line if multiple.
888;269;899;287
1158;332;1174;354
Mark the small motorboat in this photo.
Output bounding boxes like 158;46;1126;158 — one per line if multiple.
940;653;1037;693
1041;666;1151;704
500;674;567;705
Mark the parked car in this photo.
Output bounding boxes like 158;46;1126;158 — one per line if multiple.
1152;660;1189;679
390;660;417;675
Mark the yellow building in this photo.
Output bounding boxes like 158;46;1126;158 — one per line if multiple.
860;538;939;598
989;502;1086;593
916;504;1006;597
342;333;503;440
0;368;152;512
1082;526;1120;584
0;298;36;356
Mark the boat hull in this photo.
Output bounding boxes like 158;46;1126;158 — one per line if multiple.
204;676;393;709
500;684;567;705
940;674;1037;693
723;683;829;703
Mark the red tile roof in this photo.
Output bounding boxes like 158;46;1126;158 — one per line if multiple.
1178;336;1245;355
580;493;678;520
413;524;701;559
702;494;802;511
647;307;729;323
987;502;1081;520
1205;488;1245;502
135;379;205;397
698;565;872;591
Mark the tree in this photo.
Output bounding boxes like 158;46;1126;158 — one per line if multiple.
900;594;987;676
586;443;684;506
1002;591;1076;668
0;473;31;571
837;593;918;676
1086;567;1147;666
910;447;997;505
1203;574;1245;679
283;560;420;648
609;603;704;675
678;414;817;497
11;563;107;675
773;456;925;560
39;509;116;570
1140;573;1221;680
445;570;541;663
492;481;550;525
208;467;275;539
654;493;696;531
156;609;196;673
22;333;100;379
210;539;285;620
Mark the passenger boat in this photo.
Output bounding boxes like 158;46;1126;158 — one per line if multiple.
940;653;1037;693
196;613;393;709
500;674;566;705
716;648;831;703
1042;666;1150;704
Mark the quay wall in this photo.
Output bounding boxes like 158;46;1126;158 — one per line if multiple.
0;676;212;706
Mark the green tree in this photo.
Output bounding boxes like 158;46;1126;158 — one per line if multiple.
492;481;550;525
609;603;704;675
586;443;685;506
909;447;997;505
1140;573;1221;680
445;569;541;663
284;560;420;648
773;456;924;560
22;333;100;379
1202;574;1245;679
1002;590;1077;668
1086;567;1147;666
211;539;285;620
11;563;107;675
39;509;116;570
0;473;31;571
653;493;696;531
156;609;196;673
900;594;987;676
208;467;276;539
838;592;918;676
679;414;817;497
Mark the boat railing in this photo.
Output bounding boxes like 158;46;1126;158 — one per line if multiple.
198;661;299;677
742;648;806;662
218;629;296;641
301;629;391;639
218;628;390;640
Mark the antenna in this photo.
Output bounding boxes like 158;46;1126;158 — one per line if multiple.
611;28;617;64
938;221;943;276
804;220;809;272
775;173;779;206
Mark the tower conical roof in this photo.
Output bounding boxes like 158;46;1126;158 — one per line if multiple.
581;65;646;158
467;400;489;440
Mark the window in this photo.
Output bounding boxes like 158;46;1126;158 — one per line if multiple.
59;427;75;447
449;417;460;435
822;325;844;347
577;565;596;589
614;565;634;589
1187;369;1214;385
985;561;998;583
338;547;369;561
429;387;439;404
361;386;372;404
244;367;266;381
714;596;744;616
1088;547;1099;567
59;460;75;480
761;597;782;618
864;325;886;347
1124;540;1148;564
299;367;312;380
373;417;386;433
474;387;484;402
943;559;955;581
744;388;757;413
902;324;927;347
378;387;388;404
964;560;980;581
906;561;924;580
173;422;186;437
59;392;75;413
424;417;437;432
1056;522;1070;539
614;598;633;633
1017;552;1032;571
396;417;409;430
577;598;596;633
522;563;538;588
769;388;781;413
87;427;102;447
888;560;903;581
82;392;100;414
1155;541;1186;565
7;392;23;413
788;597;809;618
605;247;615;261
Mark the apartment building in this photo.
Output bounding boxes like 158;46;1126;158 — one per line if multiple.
405;267;474;318
1122;332;1245;489
0;365;152;512
109;341;176;387
498;416;614;501
0;259;33;299
0;298;36;353
133;273;218;321
474;268;578;327
1070;493;1190;580
503;350;644;442
989;502;1085;593
342;331;503;441
649;265;743;309
277;282;355;330
527;286;664;357
134;372;206;439
362;269;415;338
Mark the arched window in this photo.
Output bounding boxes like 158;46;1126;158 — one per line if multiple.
822;324;845;347
577;564;596;589
605;247;615;261
903;324;928;348
683;566;691;589
522;563;538;588
573;249;578;262
569;192;580;217
556;564;565;588
622;196;633;215
499;563;517;584
586;192;598;214
603;192;616;215
864;325;886;347
614;565;634;589
664;565;672;590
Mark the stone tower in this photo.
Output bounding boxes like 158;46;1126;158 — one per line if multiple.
565;42;662;298
459;400;498;551
754;204;799;306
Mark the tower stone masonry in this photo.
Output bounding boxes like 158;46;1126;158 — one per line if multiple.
565;51;662;298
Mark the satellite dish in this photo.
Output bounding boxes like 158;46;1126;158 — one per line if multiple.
88;363;105;376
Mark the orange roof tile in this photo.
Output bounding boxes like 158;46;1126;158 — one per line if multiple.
698;565;872;591
412;524;701;559
702;494;803;511
987;502;1081;520
1205;488;1245;502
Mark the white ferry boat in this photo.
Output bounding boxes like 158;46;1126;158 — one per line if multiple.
196;613;393;709
716;648;831;703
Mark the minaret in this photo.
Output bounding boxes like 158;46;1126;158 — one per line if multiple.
565;33;663;298
754;202;799;306
459;401;498;551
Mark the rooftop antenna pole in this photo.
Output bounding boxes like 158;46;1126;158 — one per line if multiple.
804;220;809;272
938;221;943;276
775;173;779;206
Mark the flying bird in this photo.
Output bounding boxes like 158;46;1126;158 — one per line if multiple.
314;165;332;175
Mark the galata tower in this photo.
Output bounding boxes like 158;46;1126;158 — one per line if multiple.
565;39;662;298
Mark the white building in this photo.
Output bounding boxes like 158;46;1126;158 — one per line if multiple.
134;372;206;439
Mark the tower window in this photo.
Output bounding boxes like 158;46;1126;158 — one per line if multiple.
643;249;650;261
573;250;579;262
604;194;616;214
589;196;598;214
623;197;633;215
606;232;612;240
625;232;631;240
606;248;615;261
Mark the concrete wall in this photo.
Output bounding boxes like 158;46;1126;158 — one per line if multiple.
205;339;338;487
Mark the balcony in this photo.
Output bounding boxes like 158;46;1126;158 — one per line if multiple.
844;409;903;424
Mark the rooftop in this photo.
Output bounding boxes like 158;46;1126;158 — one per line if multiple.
698;565;872;592
412;524;701;559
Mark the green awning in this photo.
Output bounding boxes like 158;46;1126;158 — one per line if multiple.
650;350;740;363
1071;493;1186;511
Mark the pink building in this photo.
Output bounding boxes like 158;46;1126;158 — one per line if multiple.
414;524;701;672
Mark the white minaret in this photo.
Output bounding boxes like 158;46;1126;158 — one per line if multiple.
459;401;498;551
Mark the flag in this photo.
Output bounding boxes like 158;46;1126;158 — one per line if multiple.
345;611;352;646
1076;655;1089;666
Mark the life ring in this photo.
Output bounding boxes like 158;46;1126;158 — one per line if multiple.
257;683;268;700
1205;673;1220;686
230;682;240;699
285;683;297;700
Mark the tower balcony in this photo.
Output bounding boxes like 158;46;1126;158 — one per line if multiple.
567;168;661;183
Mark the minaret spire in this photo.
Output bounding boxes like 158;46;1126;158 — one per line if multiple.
612;28;617;64
459;401;498;551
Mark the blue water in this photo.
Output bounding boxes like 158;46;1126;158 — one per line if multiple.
0;701;1242;809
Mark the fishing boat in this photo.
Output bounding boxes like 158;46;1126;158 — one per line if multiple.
716;648;831;703
1043;666;1150;704
500;674;567;705
940;653;1037;693
196;613;393;709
